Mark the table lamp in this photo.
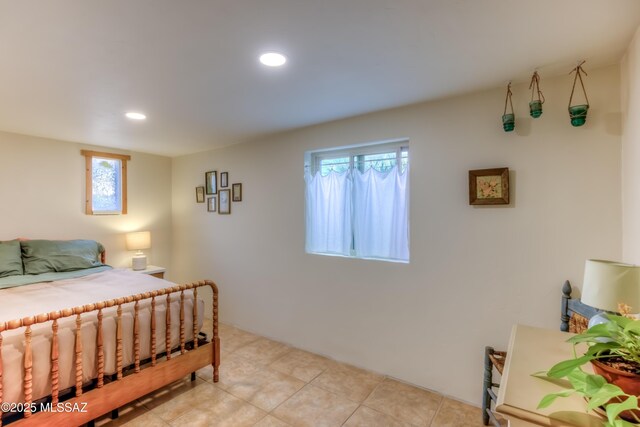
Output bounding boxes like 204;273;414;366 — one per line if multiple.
126;231;151;270
581;259;640;327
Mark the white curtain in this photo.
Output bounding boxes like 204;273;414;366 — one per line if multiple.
305;170;352;256
352;166;409;261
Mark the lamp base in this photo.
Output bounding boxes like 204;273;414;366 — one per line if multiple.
132;255;147;271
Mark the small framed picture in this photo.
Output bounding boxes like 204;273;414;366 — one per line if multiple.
469;167;510;205
207;196;216;212
232;183;242;202
220;172;228;188
195;186;205;203
218;189;231;214
205;171;217;195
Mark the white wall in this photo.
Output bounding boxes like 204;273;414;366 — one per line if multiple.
0;131;172;272
171;65;622;405
622;27;640;264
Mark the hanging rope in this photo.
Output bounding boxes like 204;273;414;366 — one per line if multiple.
529;71;545;104
503;82;514;115
569;61;589;108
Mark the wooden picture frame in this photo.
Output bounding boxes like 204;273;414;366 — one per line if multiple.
218;189;231;214
207;196;216;212
469;167;509;205
196;186;205;203
205;171;217;195
220;172;228;188
232;183;242;202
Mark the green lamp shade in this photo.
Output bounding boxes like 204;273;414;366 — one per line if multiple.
581;259;640;313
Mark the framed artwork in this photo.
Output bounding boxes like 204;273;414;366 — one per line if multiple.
232;183;242;202
205;171;217;195
195;186;205;203
220;172;228;188
207;196;216;212
218;189;231;214
469;168;509;205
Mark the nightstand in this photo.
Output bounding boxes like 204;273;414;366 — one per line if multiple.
127;265;166;279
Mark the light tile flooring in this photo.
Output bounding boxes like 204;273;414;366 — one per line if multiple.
95;323;485;427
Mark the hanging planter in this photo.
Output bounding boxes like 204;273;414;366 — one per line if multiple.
502;82;515;132
528;71;545;118
568;61;589;127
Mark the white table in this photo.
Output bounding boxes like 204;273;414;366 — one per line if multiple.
496;324;605;426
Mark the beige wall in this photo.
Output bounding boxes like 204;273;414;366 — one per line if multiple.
171;65;622;404
622;27;640;264
0;131;172;272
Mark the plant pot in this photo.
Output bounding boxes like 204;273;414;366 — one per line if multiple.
569;104;589;127
592;359;640;421
502;113;515;132
529;100;543;118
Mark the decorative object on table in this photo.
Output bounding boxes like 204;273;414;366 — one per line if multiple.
125;231;151;271
468;168;509;205
536;260;640;423
205;170;217;195
232;183;242;202
502;82;515;132
218;189;231;214
568;61;589;127
196;186;205;203
220;172;228;188
528;71;545;118
207;196;216;212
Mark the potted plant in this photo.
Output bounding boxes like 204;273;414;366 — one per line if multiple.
536;305;640;426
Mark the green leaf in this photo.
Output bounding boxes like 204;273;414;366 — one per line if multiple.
567;369;589;392
537;390;575;409
606;395;638;424
547;355;594;378
586;383;626;411
623;320;640;334
586;342;621;356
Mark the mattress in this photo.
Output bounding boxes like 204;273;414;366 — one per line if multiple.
0;269;205;404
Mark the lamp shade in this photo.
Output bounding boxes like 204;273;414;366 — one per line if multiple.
125;231;151;251
581;259;640;313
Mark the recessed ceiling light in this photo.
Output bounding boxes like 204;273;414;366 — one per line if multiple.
259;52;287;67
125;112;146;120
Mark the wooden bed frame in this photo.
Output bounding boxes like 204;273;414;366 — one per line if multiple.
0;278;219;427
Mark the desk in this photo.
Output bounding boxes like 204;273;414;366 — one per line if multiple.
496;325;605;426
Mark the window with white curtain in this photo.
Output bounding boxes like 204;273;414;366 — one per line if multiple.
304;140;409;263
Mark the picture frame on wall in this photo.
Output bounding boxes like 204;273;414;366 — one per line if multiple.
218;189;231;214
232;183;242;202
207;196;216;212
220;172;228;188
469;167;510;205
195;186;205;203
205;171;217;195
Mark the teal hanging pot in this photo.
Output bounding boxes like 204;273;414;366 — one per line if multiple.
529;71;545;118
568;62;590;127
502;82;515;132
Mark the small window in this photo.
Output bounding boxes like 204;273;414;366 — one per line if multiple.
305;139;409;262
81;150;130;215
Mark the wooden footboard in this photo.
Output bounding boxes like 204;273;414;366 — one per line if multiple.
0;280;219;427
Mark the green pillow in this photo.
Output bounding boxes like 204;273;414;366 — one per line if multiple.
0;240;24;278
21;240;105;275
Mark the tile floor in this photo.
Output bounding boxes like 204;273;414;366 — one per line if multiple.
95;323;485;427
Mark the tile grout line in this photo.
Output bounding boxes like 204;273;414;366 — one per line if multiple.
427;395;446;427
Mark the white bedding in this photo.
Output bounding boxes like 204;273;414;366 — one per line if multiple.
0;269;205;404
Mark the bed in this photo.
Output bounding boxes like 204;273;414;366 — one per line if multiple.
0;239;220;426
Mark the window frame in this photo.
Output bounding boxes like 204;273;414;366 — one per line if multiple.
81;150;131;215
305;139;410;262
309;139;409;176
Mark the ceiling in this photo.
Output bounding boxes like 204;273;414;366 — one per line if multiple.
1;1;639;157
